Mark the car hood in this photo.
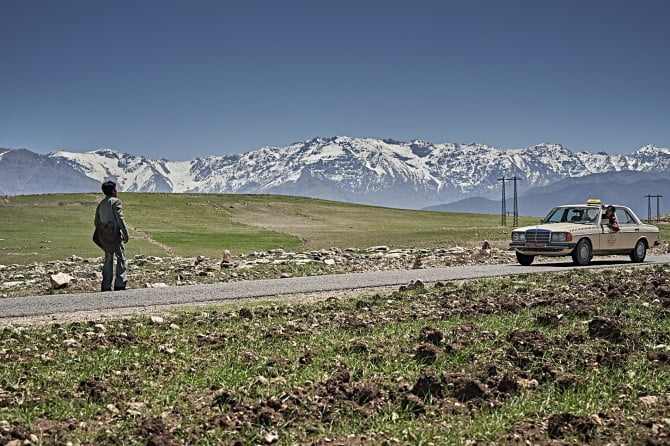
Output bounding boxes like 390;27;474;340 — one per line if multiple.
513;223;597;234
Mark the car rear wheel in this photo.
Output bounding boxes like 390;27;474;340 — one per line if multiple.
571;238;592;266
516;252;535;266
630;240;647;262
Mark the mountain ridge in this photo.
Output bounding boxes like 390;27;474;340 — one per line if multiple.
1;137;668;210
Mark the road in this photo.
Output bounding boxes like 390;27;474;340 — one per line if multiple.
2;255;669;322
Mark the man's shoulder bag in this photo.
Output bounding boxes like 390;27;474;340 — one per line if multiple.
93;222;121;253
93;200;122;253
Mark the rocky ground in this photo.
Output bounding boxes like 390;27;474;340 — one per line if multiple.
0;244;519;298
2;242;670;299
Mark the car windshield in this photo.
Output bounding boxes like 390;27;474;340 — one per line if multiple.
542;207;600;225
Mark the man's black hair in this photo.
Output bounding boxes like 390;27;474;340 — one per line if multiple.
101;181;116;196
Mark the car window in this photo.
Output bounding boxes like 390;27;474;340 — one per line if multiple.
543;208;565;223
617;209;636;225
584;208;599;224
543;207;598;224
566;208;583;222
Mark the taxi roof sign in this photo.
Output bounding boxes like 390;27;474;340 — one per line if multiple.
586;199;602;205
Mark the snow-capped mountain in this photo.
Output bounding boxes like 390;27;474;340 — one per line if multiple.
2;137;669;209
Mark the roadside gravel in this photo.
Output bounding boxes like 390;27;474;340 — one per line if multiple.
2;254;669;326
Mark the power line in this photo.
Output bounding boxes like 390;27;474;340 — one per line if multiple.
644;194;663;223
498;177;506;226
499;176;522;226
509;176;521;227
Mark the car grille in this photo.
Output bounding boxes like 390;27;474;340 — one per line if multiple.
525;229;551;243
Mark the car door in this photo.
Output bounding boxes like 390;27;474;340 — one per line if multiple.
599;210;619;252
584;208;601;251
615;208;638;250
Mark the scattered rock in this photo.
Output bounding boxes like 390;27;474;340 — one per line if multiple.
400;279;425;291
221;250;233;265
145;282;168;288
517;378;539;389
0;245;523;297
50;272;74;289
1;281;23;289
255;376;270;386
62;338;80;348
127;401;147;416
366;246;390;252
446;246;466;254
263;432;279;444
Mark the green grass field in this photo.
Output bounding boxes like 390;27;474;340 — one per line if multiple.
0;193;540;264
1;194;670;444
1;266;669;444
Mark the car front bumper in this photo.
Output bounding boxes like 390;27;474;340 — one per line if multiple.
509;242;577;256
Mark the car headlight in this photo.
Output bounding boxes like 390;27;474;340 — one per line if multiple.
512;232;525;242
551;232;573;242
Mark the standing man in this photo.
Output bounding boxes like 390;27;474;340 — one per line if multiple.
94;181;130;291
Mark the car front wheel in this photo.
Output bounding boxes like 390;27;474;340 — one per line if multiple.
630;240;647;263
516;251;535;266
571;238;592;266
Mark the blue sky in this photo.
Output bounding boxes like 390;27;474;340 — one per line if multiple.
1;0;668;159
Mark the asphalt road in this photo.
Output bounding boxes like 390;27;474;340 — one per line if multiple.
2;255;670;321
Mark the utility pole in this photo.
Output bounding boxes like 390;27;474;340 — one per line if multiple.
644;194;663;223
509;176;521;227
498;177;506;226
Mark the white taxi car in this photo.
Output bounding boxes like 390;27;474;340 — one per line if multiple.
510;199;660;266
